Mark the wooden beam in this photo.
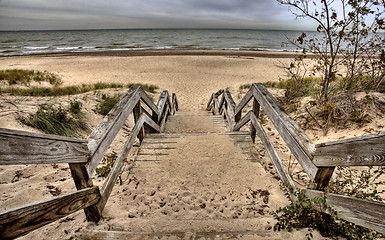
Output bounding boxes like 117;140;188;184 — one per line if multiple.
139;88;159;117
0;128;89;165
206;93;214;111
86;86;141;175
133;101;144;143
223;90;237;119
250;113;296;190
219;95;225;115
69;163;101;222
250;98;260;143
156;91;169;123
233;111;252;131
252;83;318;179
171;93;179;114
305;190;385;234
0;187;100;240
234;87;254;118
222;105;234;131
159;105;170;132
313;131;385;167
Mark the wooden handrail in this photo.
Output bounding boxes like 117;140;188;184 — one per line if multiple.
97;113;160;212
0;127;89;165
313;131;385;167
304;189;385;234
0;186;100;240
0;86;178;239
208;83;385;234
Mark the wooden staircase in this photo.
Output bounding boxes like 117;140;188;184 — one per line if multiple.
76;110;292;239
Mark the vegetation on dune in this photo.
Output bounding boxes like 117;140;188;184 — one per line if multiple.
95;152;118;178
0;82;158;96
96;93;122;115
20;101;90;138
270;1;385;239
0;69;62;86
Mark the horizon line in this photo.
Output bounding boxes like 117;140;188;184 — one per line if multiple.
0;27;316;32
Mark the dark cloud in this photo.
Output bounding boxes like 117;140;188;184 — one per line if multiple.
0;0;315;30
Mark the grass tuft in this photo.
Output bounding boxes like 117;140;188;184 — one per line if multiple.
20;103;90;138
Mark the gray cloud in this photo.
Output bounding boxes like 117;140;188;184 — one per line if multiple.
0;0;316;30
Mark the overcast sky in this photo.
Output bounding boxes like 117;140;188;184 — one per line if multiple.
0;0;317;31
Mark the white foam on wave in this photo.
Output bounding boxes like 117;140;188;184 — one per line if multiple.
24;46;50;50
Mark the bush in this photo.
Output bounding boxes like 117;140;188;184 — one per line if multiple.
96;152;117;177
97;94;122;115
20;103;89;138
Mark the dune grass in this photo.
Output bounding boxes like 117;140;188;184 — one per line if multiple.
0;82;159;96
0;69;62;86
20;103;90;138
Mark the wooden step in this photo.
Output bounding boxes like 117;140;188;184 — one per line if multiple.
76;217;282;239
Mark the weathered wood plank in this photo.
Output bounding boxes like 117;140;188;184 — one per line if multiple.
305;190;385;234
86;86;141;175
159;104;170;132
234;87;254;117
69;163;101;222
139;88;159;116
206;93;214;111
219;95;225;115
233;111;252;131
252;83;318;179
0;128;89;165
250;113;296;190
157;91;169;122
314;131;385;167
222;105;233;131
250;98;260;143
0;187;100;240
133;101;144;143
171;93;179;114
223;90;237;118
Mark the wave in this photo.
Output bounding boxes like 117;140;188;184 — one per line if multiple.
24;46;50;50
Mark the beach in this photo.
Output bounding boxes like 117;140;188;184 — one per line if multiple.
0;50;294;111
1;50;384;239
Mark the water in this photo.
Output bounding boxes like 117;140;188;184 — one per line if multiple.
0;28;316;56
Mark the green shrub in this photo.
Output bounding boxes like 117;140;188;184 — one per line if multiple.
21;103;89;138
96;152;117;177
274;190;383;239
97;94;122;115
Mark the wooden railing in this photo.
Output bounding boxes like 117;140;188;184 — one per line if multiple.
207;83;385;234
0;86;178;239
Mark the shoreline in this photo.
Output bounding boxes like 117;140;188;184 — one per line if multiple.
1;49;300;59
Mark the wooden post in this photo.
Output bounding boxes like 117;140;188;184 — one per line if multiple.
250;98;260;143
313;167;335;190
69;163;101;222
133;101;144;143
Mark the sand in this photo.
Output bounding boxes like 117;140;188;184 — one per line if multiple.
0;50;383;239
